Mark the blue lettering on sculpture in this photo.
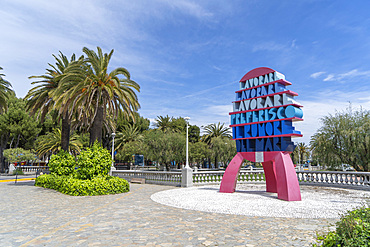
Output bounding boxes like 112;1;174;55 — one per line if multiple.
232;69;302;152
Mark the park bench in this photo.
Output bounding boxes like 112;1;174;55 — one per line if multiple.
130;178;145;184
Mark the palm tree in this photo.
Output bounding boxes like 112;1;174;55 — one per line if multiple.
35;128;82;158
25;52;82;151
59;47;140;145
155;115;172;132
296;142;309;165
201;122;232;144
0;67;13;113
115;124;143;150
0;67;13;173
201;122;232;169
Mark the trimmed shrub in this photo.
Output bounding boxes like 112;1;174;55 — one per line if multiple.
35;142;129;196
49;150;76;176
76;142;112;180
35;174;129;196
59;176;129;196
35;174;64;190
314;207;370;246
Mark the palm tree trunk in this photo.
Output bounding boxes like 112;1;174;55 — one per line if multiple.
90;106;104;146
61;111;70;151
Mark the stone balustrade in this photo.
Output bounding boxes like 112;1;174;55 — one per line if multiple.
112;169;370;190
17;166;49;174
192;170;265;185
17;166;369;190
112;170;182;186
296;170;370;187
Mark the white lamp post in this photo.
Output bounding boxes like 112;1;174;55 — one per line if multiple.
184;117;190;168
111;132;116;175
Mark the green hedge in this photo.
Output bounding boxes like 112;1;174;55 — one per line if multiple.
76;142;111;180
35;174;129;196
49;150;76;176
314;207;370;246
35;142;129;196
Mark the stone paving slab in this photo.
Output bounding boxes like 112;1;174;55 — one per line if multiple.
0;181;337;246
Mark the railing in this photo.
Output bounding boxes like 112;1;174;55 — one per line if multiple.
297;171;370;187
193;170;265;185
18;166;49;174
94;169;370;190
112;170;182;186
193;171;224;184
129;166;158;171
115;164;158;171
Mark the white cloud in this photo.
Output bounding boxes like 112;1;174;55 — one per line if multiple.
310;71;326;79
323;74;335;81
322;69;370;82
291;39;297;48
183;81;235;98
206;105;233;117
160;0;214;19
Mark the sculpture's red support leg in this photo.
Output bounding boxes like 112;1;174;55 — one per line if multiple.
275;152;301;201
219;153;244;193
262;160;277;193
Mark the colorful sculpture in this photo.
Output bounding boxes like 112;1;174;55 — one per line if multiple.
219;67;303;201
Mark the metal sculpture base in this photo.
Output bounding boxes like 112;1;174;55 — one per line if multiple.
219;152;301;201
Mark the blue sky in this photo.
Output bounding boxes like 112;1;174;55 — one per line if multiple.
1;0;370;144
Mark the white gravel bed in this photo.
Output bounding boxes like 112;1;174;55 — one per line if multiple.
150;184;370;219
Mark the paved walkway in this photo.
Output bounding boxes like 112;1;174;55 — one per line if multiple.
0;180;338;247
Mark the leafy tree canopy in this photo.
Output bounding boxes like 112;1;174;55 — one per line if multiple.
143;129;185;169
310;106;370;171
0;93;41;150
3;148;37;163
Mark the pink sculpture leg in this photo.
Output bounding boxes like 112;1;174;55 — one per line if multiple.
220;151;301;201
274;152;301;201
219;153;244;193
262;160;277;193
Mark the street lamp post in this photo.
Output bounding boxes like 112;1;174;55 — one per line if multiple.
181;116;193;187
111;132;116;175
184;117;190;168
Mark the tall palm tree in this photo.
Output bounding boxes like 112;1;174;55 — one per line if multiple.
59;47;140;145
25;52;82;151
0;67;13;173
0;67;13;113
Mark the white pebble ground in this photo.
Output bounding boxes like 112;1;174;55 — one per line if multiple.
150;184;370;219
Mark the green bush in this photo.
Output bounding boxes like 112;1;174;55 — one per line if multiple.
35;174;129;196
59;176;129;196
314;207;370;246
49;150;76;176
35;174;64;190
76;141;112;180
35;143;128;196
